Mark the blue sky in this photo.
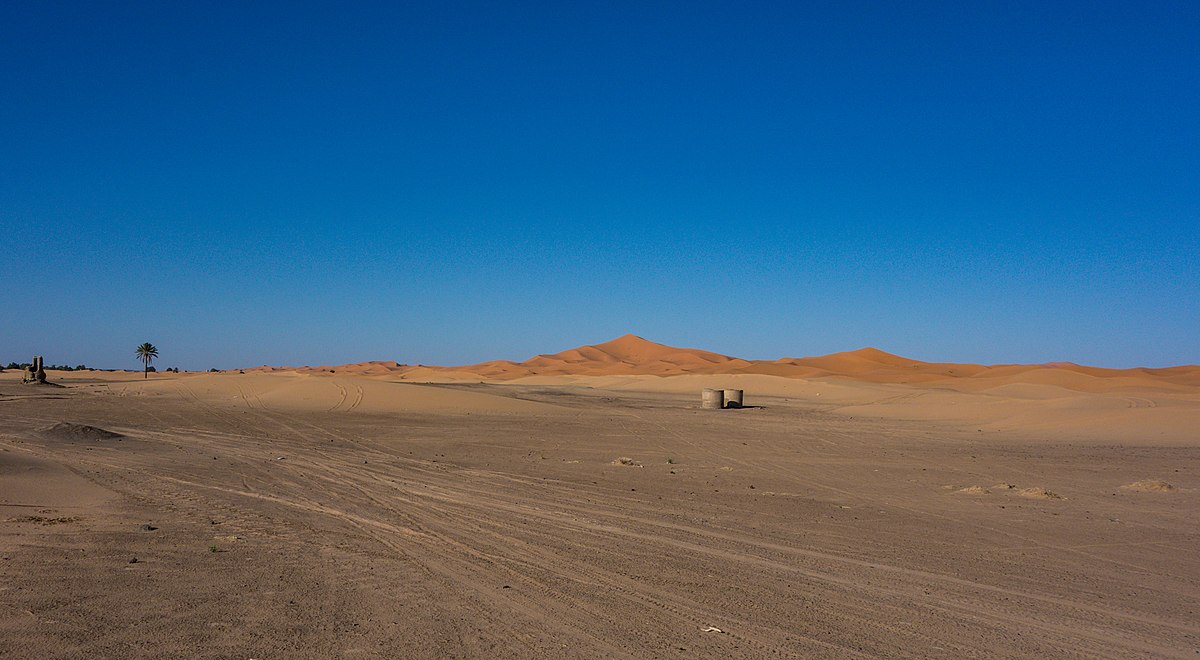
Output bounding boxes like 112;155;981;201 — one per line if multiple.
2;1;1197;369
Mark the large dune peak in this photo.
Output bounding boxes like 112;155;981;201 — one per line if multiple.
828;347;919;365
508;333;738;376
216;335;1199;391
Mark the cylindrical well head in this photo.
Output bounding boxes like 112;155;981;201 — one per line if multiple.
723;389;744;408
701;388;725;410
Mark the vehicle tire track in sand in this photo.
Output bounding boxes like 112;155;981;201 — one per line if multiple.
161;458;862;657
182;410;1185;628
251;443;1199;656
7;380;1196;657
165;449;1193;657
341;471;880;656
288;431;1200;650
381;466;1199;640
329;382;349;412
618;409;1173;577
311;467;817;655
151;471;657;657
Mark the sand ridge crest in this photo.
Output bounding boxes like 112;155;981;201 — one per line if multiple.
431;336;1200;391
202;335;1199;393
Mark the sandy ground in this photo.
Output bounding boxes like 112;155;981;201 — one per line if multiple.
1;369;1198;657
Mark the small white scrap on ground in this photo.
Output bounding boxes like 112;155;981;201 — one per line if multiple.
701;626;724;633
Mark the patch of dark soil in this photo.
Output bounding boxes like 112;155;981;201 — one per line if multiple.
6;515;80;525
41;422;124;442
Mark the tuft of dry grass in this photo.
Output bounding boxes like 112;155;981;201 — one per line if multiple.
1018;487;1063;500
1120;479;1176;493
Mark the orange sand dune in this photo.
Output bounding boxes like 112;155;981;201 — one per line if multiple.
412;335;1199;393
7;334;1196;393
215;334;1200;394
5;336;1197;443
460;334;746;378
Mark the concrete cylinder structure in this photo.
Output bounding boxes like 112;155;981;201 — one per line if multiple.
701;388;725;410
723;389;744;409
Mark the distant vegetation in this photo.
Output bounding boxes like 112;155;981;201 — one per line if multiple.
135;342;159;379
5;362;91;371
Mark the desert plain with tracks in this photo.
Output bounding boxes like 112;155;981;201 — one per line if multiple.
2;335;1198;657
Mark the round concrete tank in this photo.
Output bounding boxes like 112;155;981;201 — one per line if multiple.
723;389;744;408
701;388;724;410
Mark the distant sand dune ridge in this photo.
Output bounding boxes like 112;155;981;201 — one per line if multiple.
227;334;1199;393
6;334;1196;443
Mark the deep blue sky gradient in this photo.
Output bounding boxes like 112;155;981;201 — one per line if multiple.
2;1;1197;369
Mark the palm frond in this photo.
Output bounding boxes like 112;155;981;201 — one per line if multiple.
135;343;159;359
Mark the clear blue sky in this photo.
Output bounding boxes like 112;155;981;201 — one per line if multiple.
2;1;1197;370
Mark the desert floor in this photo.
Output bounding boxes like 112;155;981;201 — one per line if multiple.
1;371;1198;657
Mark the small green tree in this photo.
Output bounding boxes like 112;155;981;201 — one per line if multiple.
135;342;158;379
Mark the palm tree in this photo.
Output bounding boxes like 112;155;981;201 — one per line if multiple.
135;342;158;379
